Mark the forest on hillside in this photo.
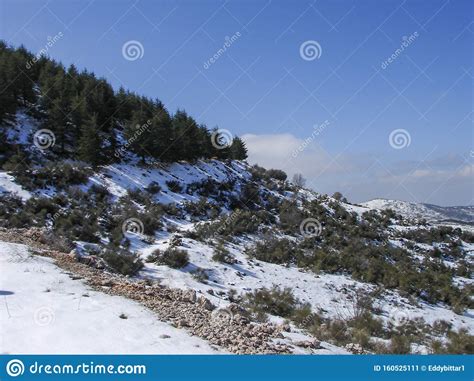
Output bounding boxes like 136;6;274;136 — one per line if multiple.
0;42;248;166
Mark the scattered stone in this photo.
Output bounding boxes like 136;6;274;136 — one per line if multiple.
294;339;321;349
182;289;197;303
279;323;291;332
345;343;364;354
198;296;215;311
100;279;115;287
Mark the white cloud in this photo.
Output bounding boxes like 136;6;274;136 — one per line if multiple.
457;164;473;178
242;132;473;206
242;133;344;180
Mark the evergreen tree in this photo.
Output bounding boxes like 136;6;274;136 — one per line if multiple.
171;110;201;161
0;44;19;123
0;69;17;123
0;42;248;164
78;114;102;166
14;45;37;105
230;136;248;160
168;110;188;162
70;95;87;129
124;109;152;161
149;105;172;161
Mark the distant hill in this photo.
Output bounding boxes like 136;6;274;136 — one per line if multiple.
362;199;474;224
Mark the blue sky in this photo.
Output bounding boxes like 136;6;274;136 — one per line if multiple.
0;0;472;205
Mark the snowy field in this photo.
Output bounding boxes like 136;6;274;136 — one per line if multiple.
0;241;220;354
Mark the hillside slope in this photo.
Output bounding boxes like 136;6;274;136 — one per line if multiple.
363;199;474;224
1;146;472;354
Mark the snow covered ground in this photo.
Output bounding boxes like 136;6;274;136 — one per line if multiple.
134;231;474;336
88;160;250;205
0;241;220;354
362;199;474;224
0;172;31;200
139;234;368;316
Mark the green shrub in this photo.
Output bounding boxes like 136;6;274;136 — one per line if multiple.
212;242;236;264
248;237;298;264
250;165;287;182
266;169;287;181
127;188;152;205
445;328;474;354
243;286;308;319
387;336;412;354
432;320;452;336
88;184;110;201
352;328;371;349
0;195;30;228
191;267;209;283
15;163;90;191
146;181;161;194
279;200;304;233
102;249;144;276
315;319;350;346
240;182;260;207
166;180;183;193
186;179;219;197
195;209;269;238
153;248;189;268
183;198;220;219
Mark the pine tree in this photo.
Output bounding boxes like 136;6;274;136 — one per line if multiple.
14;45;37;105
124;109;151;162
70;95;87;133
230;137;248;160
0;68;17;123
167;110;186;162
78;114;102;166
149;105;172;161
0;44;18;123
